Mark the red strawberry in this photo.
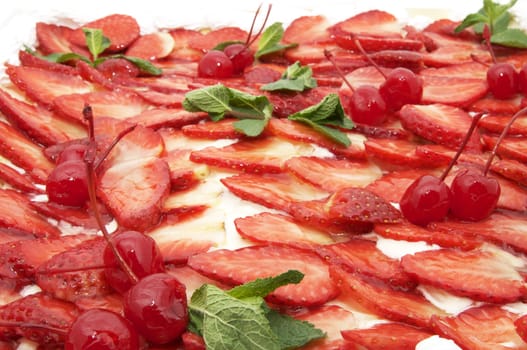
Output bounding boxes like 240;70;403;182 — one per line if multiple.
330;10;402;38
188;27;248;51
399;104;482;151
134;89;187;107
182;118;242;139
341;322;433;350
244;65;283;85
375;221;482;251
0;292;79;345
316;239;415;290
423;44;488;67
421;75;488;107
515;314;527;342
69;14;140;52
0;234;90;280
471;94;524;114
364;138;443;168
125;32;175;60
369;49;424;70
284;156;382;191
420;61;488;80
130;108;206;129
0;89;86;147
479;114;527;136
0;163;43;194
432;305;525;350
163;148;209;191
283;15;332;44
221;172;329;212
234;212;335;248
482;134;527;163
490;157;527;187
74;293;124;315
36;236;111;302
155;238;213;265
168;28;204;62
18;50;77;75
286;44;353;65
187;244;340;307
30;201;112;230
167;265;229;297
75;60;118;90
35;22;75;54
334;32;424;52
333;267;447;329
401;247;527;303
366;169;438;203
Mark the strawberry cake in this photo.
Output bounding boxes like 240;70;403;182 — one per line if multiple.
0;1;527;349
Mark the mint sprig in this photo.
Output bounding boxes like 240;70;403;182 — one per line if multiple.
255;22;297;58
32;28;161;75
288;93;354;147
261;61;317;92
188;270;325;350
455;0;527;48
182;84;273;137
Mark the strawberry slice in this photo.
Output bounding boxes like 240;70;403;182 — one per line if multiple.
482;134;527;163
333;267;448;329
221;172;329;212
432;305;525;350
168;28;204;61
0;163;43;194
0;234;90;280
284;156;382;191
18;50;77;75
366;169;437;203
420;61;488;80
234;212;336;248
187;244;340;307
190;137;315;174
0;189;60;238
423;44;487;67
333;32;424;52
134;89;186;107
182;118;243;139
341;322;433;350
7;66;93;110
0;292;79;345
244;65;283;85
74;293;124;315
30;201;112;230
163;148;209;191
125;32;175;60
515;314;527;342
36;236;110;302
156;238;213;265
401;246;527;303
35;22;76;54
316;239;415;290
472;95;525;115
479;114;527;136
283;15;332;44
130;108;206;129
188;27;248;51
399;104;482;151
364;138;443;168
330;10;402;38
69;14;140;52
0;89;86;146
421;75;488;107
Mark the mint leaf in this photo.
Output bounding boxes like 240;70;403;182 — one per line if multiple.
455;12;488;33
99;54;162;76
40;52;91;65
213;40;244;51
261;61;317;92
229;89;273;120
490;28;527;48
183;84;233;119
83;28;110;61
256;22;297;58
233;118;269;136
266;308;326;349
228;270;304;299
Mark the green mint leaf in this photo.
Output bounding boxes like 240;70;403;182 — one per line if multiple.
261;61;317;92
493;11;512;34
266;308;326;349
288;93;341;122
83;28;110;61
183;84;233;120
41;52;92;65
233;118;269;137
229;89;273;120
256;22;297;58
455;12;488;33
228;270;304;299
213;40;244;51
491;28;527;48
109;55;162;76
295;118;352;147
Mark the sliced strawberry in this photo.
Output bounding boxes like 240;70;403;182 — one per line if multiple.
364;138;443;168
420;61;488;80
423;44;488;67
0;89;86;146
155;238;213;265
69;14;140;52
168;28;204;61
125;32;175;60
432;305;525;350
375;221;482;251
471;94;524;114
167;265;229;297
53;90;150;123
329;10;402;39
284;156;382;191
421;75;488;107
333;267;447;329
401;246;527;303
7;65;93;110
36;236;110;302
134;89;186;107
190;137;315;174
399;104;482;151
75;60;118;90
267;118;367;160
74;293;124;315
18;50;77;75
482;134;527;163
515;314;527;342
188;244;340;307
0;163;43;194
30;201;112;230
341;66;385;90
98;157;171;232
35;22;76;55
366;169;437;203
316;239;415;290
182;118;242;139
0;234;90;280
334;32;424;52
188;27;248;51
234;212;336;248
130;75;191;93
283;15;332;44
266;88;329;117
479;114;527;136
221;172;329;212
0;292;79;345
163;148;209;191
129;108;206;129
490;157;527;187
341;322;433;350
0;189;60;238
244;65;283;85
430;212;527;255
369;49;424;70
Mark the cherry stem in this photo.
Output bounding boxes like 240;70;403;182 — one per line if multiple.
353;37;387;79
324;49;355;93
246;4;272;47
439;112;484;181
483;24;497;64
94;124;138;170
0;320;67;336
483;105;527;175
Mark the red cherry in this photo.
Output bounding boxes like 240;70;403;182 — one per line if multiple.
65;308;140;350
224;43;254;74
487;62;518;99
349;85;387;125
400;175;452;226
124;273;188;345
197;50;234;78
46;161;89;207
450;168;500;221
518;63;527;95
379;67;423;111
103;230;165;294
56;143;88;165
